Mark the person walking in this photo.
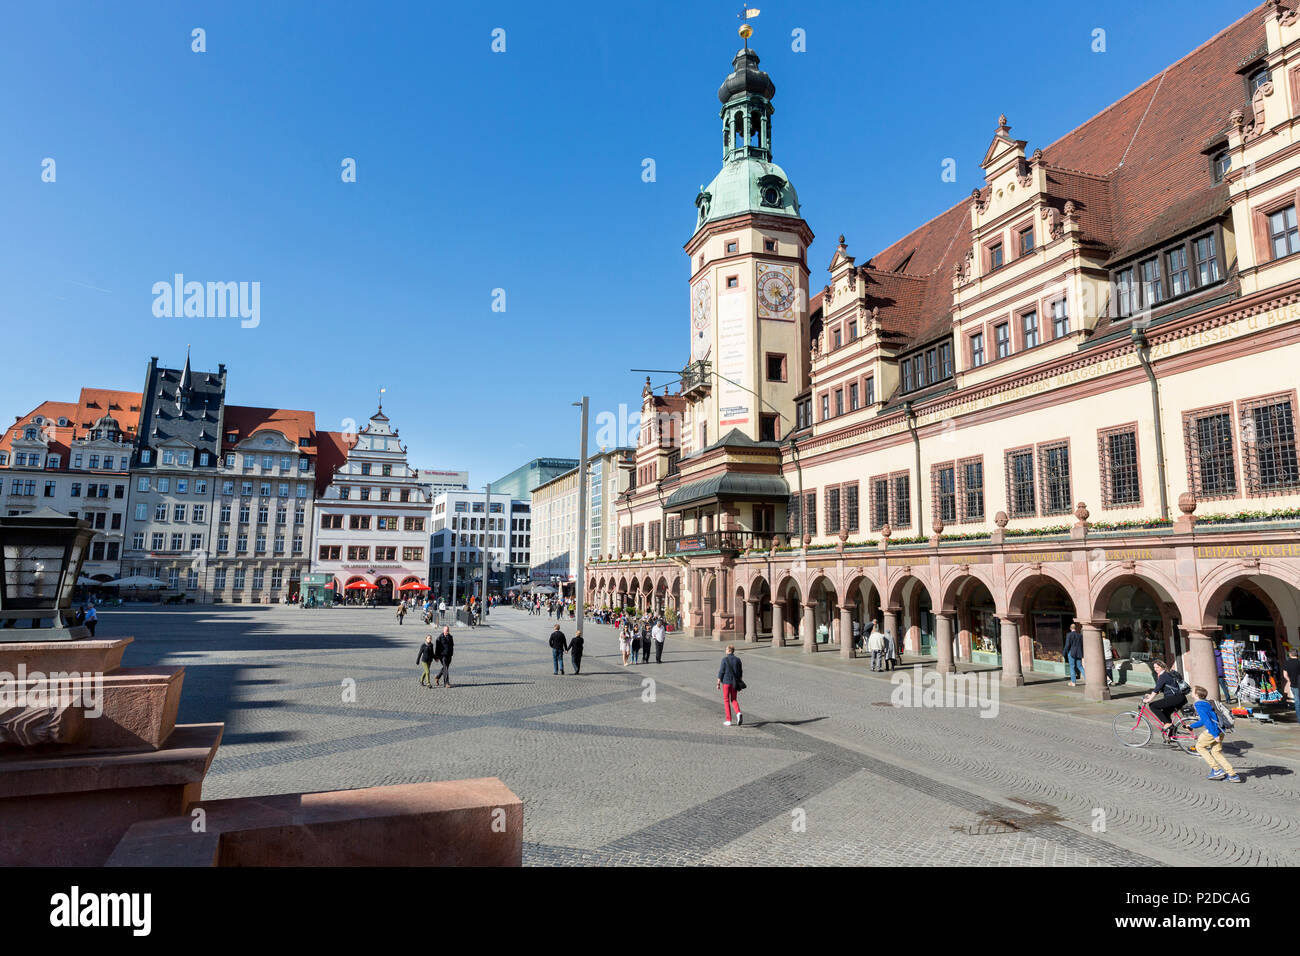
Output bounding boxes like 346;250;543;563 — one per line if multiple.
1283;645;1300;728
652;617;665;663
83;604;98;637
1102;633;1114;687
630;626;642;665
397;603;407;625
417;634;437;688
549;625;567;675
568;630;584;675
716;644;744;726
1188;685;1242;782
881;628;895;671
867;627;886;672
1064;623;1085;686
619;622;631;666
435;625;454;687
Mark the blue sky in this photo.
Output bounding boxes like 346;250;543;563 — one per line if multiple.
0;0;1259;484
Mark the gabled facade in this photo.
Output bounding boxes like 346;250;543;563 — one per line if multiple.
0;389;142;581
593;4;1300;709
121;355;226;594
309;406;431;603
207;405;317;603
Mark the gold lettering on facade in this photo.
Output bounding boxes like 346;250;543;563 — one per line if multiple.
1195;543;1300;559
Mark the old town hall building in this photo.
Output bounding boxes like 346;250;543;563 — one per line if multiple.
592;2;1300;705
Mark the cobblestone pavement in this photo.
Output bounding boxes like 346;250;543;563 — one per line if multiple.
109;605;1300;866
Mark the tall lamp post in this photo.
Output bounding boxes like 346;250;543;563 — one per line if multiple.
573;398;589;626
481;481;492;620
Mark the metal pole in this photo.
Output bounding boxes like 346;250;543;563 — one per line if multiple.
451;520;459;611
574;397;589;626
482;481;492;620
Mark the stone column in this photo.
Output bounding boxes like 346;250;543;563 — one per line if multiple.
883;609;899;663
935;613;956;674
745;599;757;643
1081;621;1111;701
999;616;1025;686
772;600;785;647
802;602;817;653
1183;626;1221;701
840;603;856;659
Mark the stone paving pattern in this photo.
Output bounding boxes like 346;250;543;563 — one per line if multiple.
107;605;1300;866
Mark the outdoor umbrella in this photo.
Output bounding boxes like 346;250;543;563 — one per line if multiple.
398;582;428;591
344;581;377;590
103;575;168;588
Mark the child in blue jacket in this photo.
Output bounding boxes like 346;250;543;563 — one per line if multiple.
1188;686;1242;783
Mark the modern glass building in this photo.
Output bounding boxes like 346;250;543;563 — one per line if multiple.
491;458;578;501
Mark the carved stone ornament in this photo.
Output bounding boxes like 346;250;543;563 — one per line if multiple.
1042;206;1063;240
994;511;1008;528
1178;492;1197;515
881;523;892;539
1074;501;1090;523
1063;200;1078;224
846;268;857;291
823;282;834;305
1229;108;1245;129
970;188;987;213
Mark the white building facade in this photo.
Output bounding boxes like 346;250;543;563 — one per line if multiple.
428;490;522;601
309;407;431;603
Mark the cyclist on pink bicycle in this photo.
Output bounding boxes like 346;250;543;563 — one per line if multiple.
1142;660;1188;732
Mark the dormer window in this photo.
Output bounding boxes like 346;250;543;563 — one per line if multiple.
1249;66;1272;95
1212;150;1231;184
1115;268;1137;318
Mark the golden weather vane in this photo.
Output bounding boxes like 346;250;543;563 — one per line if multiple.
737;5;760;46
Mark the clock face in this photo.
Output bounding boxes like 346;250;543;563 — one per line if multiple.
692;278;712;332
758;270;796;314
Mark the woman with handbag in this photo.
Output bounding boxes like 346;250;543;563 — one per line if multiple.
716;644;745;726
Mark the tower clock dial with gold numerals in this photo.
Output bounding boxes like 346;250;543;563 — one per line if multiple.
757;268;796;315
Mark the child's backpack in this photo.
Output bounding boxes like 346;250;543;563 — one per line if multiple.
1213;698;1236;733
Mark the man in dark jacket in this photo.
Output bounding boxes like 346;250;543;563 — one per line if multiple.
435;626;454;687
549;626;567;675
1064;623;1085;686
716;644;744;726
417;634;436;688
567;631;584;674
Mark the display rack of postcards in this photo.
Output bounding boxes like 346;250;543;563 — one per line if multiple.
1230;639;1286;707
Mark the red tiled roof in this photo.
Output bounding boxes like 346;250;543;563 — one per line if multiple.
315;429;357;497
2;401;82;456
221;405;317;454
840;3;1269;352
76;388;143;437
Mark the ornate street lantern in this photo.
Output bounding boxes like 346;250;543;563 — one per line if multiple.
0;508;95;641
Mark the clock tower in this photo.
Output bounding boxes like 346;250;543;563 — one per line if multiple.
682;42;813;451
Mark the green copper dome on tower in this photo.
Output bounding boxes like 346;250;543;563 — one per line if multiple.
693;47;801;234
